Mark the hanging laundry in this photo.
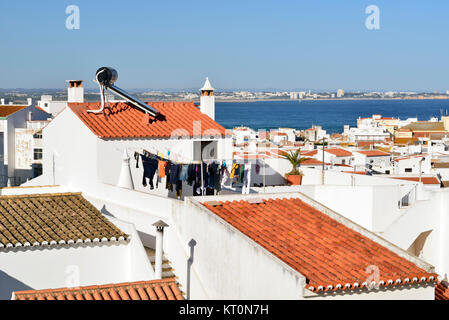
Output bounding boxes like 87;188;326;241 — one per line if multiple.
169;163;181;188
186;164;195;186
242;162;252;195
179;164;189;181
194;164;202;195
141;154;158;189
214;163;222;192
220;164;231;187
230;163;239;179
165;161;172;191
134;152;140;168
207;163;217;189
158;160;167;178
238;164;245;183
176;180;183;198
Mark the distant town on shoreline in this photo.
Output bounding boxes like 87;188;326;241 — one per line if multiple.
1;88;449;104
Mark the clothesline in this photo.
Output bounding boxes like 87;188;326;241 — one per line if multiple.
117;146;270;196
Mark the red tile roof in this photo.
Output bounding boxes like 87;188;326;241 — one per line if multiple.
35;105;51;115
343;171;367;175
391;177;440;185
68;101;228;139
202;197;437;293
325;148;352;157
301;158;329;166
301;150;317;156
393;154;427;162
13;278;183;300
356;141;377;147
334;163;352;168
356;150;390;157
0;105;28;117
436;281;449;300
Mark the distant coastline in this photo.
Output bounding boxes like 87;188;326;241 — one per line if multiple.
212;97;449;103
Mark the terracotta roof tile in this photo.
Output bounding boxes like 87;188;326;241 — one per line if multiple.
0;105;28;117
391;177;440;185
436;281;449;300
0;193;128;248
301;150;317;156
202;197;437;293
324;148;352;157
356;150;390;157
68;101;228;139
356;141;377;148
343;171;367;175
301;158;330;166
13;278;183;300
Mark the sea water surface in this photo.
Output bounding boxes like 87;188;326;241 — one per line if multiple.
215;99;449;133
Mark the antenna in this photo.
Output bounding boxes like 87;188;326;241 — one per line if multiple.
88;67;159;117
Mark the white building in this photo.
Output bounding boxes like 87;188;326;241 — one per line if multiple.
316;148;353;166
166;192;437;299
393;154;431;175
304;126;329;143
278;128;296;143
353;150;391;171
0;102;50;186
345;126;391;143
0;187;153;300
29;79;233;199
269;130;288;145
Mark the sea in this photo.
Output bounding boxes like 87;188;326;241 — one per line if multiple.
215;99;449;134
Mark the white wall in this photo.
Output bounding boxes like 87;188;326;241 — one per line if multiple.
41;107;98;188
168;198;306;299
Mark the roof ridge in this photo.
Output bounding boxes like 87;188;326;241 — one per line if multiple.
0;192;82;199
13;278;184;300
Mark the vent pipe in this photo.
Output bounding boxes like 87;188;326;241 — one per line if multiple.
152;220;169;279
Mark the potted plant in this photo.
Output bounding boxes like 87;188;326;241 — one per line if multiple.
281;148;306;185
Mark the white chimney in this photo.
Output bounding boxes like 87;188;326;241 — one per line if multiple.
152;220;169;279
27;98;33;106
200;77;215;120
117;149;134;189
67;80;84;103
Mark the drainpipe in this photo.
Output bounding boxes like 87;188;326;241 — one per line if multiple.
152;220;169;279
419;158;422;183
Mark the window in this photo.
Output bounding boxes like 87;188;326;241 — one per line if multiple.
342;159;346;164
33;148;43;160
33;132;42;139
405;168;412;173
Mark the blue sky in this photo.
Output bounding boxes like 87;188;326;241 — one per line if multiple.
0;0;448;91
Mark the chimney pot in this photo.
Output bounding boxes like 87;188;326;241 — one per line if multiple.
153;220;169;279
